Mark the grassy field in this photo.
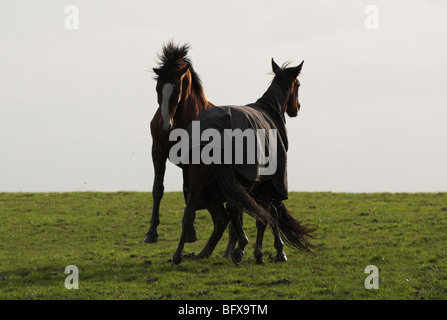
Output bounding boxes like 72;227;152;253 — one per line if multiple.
0;192;446;300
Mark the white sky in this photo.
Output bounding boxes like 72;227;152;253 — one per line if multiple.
1;0;446;193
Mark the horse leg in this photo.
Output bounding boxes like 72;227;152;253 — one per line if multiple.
225;202;249;266
252;203;287;263
271;203;287;262
223;221;237;258
172;164;212;265
253;200;281;264
145;144;167;243
172;188;201;265
253;219;267;265
252;197;274;265
194;204;229;260
223;202;244;258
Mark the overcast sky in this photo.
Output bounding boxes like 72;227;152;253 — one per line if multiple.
1;0;446;193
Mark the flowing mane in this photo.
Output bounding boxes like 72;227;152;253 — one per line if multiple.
154;41;206;101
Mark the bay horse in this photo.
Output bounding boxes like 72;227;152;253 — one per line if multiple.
144;42;214;244
172;59;314;265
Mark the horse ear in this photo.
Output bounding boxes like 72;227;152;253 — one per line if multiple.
272;58;280;74
291;60;304;78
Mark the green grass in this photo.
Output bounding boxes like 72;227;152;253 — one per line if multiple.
1;192;446;300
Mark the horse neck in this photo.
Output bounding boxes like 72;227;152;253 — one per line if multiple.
256;82;287;115
174;79;210;129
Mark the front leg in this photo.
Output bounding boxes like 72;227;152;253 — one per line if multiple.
145;144;167;243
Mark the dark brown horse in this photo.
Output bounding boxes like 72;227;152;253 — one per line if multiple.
144;42;214;243
172;59;314;265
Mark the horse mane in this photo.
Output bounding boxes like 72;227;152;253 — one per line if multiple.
154;41;206;101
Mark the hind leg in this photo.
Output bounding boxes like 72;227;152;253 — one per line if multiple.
271;203;287;262
172;188;202;265
249;185;275;264
252;205;287;264
253;200;285;263
225;202;248;266
223;202;244;258
223;221;237;258
223;202;243;258
253;219;267;264
252;197;273;265
194;204;230;260
172;164;212;265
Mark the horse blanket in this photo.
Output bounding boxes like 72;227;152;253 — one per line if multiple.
178;83;289;209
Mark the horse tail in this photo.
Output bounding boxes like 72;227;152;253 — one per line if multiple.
213;165;272;226
275;202;316;254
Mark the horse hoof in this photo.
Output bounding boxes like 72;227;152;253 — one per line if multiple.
144;232;158;243
231;249;244;266
274;252;287;263
255;257;265;265
172;254;183;265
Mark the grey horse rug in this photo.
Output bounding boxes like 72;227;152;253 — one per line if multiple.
173;83;289;209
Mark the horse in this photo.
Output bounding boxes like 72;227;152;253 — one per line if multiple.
144;42;214;244
172;58;314;265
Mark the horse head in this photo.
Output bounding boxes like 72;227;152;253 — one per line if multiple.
271;58;304;118
154;64;191;132
153;42;198;132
